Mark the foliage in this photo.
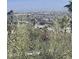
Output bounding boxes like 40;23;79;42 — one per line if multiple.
7;10;72;59
7;23;72;59
64;1;72;12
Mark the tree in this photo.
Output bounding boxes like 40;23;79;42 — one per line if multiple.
7;10;14;15
7;10;14;24
64;1;72;13
7;10;14;38
64;1;72;33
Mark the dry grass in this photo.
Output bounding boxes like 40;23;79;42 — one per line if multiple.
7;23;72;59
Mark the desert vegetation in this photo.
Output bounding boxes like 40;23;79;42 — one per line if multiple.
7;9;72;59
7;1;72;59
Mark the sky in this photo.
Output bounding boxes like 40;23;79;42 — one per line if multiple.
7;0;69;12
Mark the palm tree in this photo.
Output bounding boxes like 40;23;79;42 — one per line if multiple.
64;1;72;12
